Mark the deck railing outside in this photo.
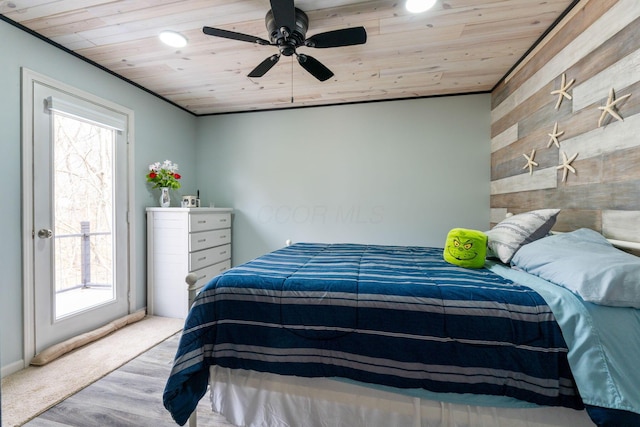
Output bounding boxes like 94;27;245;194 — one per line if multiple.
55;221;112;293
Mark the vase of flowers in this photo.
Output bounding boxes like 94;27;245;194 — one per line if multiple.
146;160;181;207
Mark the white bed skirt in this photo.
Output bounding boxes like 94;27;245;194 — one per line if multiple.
209;366;595;427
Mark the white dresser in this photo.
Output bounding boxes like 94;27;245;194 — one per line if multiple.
146;207;233;318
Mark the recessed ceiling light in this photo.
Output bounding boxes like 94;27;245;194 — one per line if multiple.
405;0;437;13
159;30;188;48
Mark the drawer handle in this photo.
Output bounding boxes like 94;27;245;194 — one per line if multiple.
219;250;227;255
197;220;207;224
219;235;227;239
198;274;207;280
197;238;207;243
220;218;227;222
198;256;207;261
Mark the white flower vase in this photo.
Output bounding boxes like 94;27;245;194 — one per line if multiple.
159;187;170;207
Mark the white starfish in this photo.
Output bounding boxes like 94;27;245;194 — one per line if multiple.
598;88;631;127
522;149;538;175
556;151;578;183
550;73;575;109
547;122;564;148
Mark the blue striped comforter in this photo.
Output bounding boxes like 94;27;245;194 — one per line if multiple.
163;243;582;425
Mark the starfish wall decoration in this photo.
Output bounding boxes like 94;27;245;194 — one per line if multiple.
598;88;631;127
522;149;538;175
547;122;564;148
550;73;575;109
557;151;578;183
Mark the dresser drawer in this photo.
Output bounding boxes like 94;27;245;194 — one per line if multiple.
190;259;232;290
189;244;231;271
189;228;231;252
189;212;231;232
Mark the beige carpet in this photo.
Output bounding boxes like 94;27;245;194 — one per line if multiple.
1;315;184;427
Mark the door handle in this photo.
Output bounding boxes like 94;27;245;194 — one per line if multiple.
37;229;53;239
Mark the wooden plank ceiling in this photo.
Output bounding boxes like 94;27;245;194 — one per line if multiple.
1;0;577;115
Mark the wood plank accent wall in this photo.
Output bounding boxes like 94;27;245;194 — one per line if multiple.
490;0;640;245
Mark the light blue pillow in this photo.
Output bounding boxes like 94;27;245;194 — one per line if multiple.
485;209;560;263
511;228;640;308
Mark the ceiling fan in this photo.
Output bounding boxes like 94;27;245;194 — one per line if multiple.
202;0;367;82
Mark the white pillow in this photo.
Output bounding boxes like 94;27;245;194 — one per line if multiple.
511;228;640;308
486;209;560;263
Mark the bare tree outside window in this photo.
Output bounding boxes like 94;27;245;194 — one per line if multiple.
53;114;115;318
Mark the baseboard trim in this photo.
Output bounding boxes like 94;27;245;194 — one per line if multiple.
2;359;26;378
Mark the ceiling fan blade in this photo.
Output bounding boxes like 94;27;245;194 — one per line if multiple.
297;54;334;82
248;54;281;78
269;0;296;33
202;26;271;45
305;27;367;48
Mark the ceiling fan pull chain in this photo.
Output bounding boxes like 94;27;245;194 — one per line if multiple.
291;57;294;103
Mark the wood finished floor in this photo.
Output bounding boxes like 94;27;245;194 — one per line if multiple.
23;333;235;427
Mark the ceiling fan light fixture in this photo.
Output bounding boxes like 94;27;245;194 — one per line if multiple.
405;0;437;13
159;30;188;48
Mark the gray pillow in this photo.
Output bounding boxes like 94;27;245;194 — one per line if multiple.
486;209;560;263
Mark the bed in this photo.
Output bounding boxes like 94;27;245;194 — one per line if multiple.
163;213;640;427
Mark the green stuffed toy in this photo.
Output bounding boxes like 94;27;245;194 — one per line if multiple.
443;228;488;269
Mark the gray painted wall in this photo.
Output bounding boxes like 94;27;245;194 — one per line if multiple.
195;95;491;265
1;17;490;373
0;19;197;372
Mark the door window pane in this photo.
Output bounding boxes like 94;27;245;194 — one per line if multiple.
53;113;115;319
